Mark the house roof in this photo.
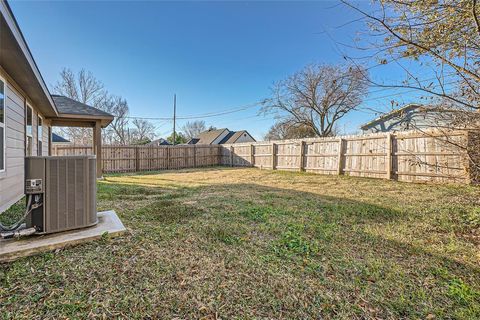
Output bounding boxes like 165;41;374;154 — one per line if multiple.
219;130;251;144
51;95;114;127
0;1;57;116
194;128;228;144
360;104;423;130
51;132;70;143
146;138;171;146
187;138;199;144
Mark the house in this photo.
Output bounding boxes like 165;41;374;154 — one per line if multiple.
145;138;171;146
0;0;114;213
187;128;256;145
51;132;70;143
360;104;449;133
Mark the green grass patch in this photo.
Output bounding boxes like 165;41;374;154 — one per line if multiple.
1;167;479;319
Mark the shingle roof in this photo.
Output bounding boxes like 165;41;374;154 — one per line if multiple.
52;95;114;118
187;138;200;144
219;130;248;144
194;128;228;144
51;132;70;143
145;138;171;146
360;104;423;130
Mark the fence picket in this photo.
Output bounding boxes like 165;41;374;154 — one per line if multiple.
51;129;478;184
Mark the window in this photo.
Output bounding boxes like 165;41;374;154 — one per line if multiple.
26;105;33;156
37;115;43;156
0;77;5;172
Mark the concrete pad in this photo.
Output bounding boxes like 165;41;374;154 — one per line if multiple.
0;210;126;263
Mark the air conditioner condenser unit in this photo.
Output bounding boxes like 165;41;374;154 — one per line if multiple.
24;156;98;234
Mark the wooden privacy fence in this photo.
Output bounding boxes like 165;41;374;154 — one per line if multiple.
52;144;222;173
52;130;479;184
221;130;479;184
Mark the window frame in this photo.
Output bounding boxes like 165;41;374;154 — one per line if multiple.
37;114;43;156
26;104;33;156
0;75;6;173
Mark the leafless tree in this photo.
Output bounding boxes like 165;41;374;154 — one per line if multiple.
341;0;480;172
53;68;108;144
181;120;207;139
262;63;369;137
341;0;480;113
130;119;156;144
264;120;317;141
101;96;130;145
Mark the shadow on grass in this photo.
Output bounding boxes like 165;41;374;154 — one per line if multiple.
98;177;478;269
3;169;477;318
97;176;480;317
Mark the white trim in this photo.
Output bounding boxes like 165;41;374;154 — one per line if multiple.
26;104;33;137
0;74;6;173
37;114;43;156
26;104;33;156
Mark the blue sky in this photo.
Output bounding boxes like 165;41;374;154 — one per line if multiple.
10;1;426;139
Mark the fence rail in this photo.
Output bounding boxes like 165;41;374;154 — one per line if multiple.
52;130;479;184
52;144;222;173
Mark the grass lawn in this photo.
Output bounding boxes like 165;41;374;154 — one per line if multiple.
1;167;480;319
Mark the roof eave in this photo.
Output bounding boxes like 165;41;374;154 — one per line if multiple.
0;1;57;116
360;104;423;129
51;113;114;128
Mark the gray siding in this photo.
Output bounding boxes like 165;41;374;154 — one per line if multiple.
0;80;25;213
0;70;49;213
234;132;255;143
362;110;445;134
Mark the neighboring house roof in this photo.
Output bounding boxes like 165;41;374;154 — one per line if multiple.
187;138;200;144
145;138;171;146
0;1;57;116
51;132;70;143
219;130;253;144
192;128;229;144
188;128;256;144
51;95;114;127
360;104;424;130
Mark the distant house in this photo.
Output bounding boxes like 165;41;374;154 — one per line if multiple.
51;132;70;144
187;128;256;145
360;104;450;133
145;138;171;146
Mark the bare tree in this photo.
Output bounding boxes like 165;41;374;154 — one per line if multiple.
342;0;480;172
53;68;107;144
181;120;207;139
101;96;130;145
130;119;156;144
262;64;368;137
341;0;480;112
264;121;317;141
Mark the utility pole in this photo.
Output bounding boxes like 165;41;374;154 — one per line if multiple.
173;94;176;145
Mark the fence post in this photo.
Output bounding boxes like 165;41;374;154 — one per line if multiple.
193;145;197;168
250;144;255;167
166;146;170;170
386;133;393;180
271;142;276;170
337;138;344;175
230;145;234;167
467;131;480;184
135;146;140;172
299;140;305;172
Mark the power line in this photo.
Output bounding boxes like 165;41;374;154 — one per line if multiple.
124;100;264;121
